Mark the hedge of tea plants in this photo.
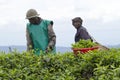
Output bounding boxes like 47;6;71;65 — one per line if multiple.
71;39;98;48
0;48;120;80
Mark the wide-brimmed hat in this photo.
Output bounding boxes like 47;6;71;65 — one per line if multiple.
26;9;39;19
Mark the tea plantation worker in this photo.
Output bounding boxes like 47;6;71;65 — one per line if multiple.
26;9;56;55
72;17;93;42
72;17;109;50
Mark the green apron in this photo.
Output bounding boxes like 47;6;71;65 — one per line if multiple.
27;20;55;55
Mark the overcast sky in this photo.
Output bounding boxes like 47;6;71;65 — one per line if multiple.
0;0;120;47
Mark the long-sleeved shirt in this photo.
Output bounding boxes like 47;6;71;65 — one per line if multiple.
75;26;92;42
26;23;56;51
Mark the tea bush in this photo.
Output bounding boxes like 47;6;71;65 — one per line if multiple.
71;39;98;48
0;48;120;80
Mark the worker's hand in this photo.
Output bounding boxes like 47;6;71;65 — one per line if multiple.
45;46;52;53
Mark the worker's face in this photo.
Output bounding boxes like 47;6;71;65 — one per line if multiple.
28;17;40;24
72;21;81;29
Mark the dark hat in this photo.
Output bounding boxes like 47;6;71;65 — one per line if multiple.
72;17;83;23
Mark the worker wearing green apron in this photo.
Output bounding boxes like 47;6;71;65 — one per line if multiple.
26;9;56;55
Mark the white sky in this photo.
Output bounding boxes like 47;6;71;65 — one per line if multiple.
0;0;120;47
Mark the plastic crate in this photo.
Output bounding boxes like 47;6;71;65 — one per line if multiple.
72;46;99;55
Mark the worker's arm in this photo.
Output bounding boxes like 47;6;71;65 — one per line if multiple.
26;28;33;51
46;23;56;52
79;29;92;40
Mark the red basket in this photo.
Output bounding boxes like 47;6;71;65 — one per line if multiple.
72;46;99;55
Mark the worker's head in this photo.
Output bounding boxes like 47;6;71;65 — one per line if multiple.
26;9;39;19
72;17;83;29
26;9;40;24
